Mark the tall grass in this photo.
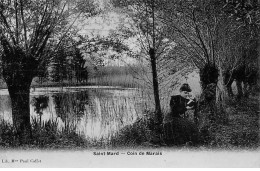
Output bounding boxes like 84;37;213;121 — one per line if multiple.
88;65;148;88
0;92;145;148
109;94;259;149
0;118;88;149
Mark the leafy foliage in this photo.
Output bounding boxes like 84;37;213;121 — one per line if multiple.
223;0;260;26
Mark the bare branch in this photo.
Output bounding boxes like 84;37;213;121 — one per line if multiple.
0;10;16;45
192;9;210;64
20;0;28;50
15;0;19;44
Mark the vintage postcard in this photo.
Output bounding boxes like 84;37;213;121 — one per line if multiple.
0;0;259;168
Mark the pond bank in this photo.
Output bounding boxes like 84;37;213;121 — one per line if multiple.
0;81;98;89
0;79;140;89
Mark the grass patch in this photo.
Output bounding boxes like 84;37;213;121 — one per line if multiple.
110;111;200;148
110;115;151;148
199;97;259;150
0;118;88;149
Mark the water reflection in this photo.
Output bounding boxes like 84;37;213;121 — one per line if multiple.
52;92;89;131
0;87;143;140
31;96;49;123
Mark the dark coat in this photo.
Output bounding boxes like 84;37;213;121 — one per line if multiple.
169;95;198;124
169;95;189;118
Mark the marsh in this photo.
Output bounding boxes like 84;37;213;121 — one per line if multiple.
0;86;146;142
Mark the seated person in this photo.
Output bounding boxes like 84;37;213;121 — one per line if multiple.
169;83;197;122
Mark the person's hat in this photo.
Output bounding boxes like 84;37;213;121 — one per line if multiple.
179;83;191;92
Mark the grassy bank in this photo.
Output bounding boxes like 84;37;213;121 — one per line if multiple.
0;79;91;89
207;97;259;149
0;118;89;149
0;96;258;149
110;96;259;149
0;78;137;89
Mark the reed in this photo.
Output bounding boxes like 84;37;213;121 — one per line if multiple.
88;65;148;88
0;118;88;149
0;76;155;149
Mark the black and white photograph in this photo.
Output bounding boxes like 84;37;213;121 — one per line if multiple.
0;0;259;168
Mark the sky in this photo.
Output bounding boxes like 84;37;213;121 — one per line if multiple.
73;0;175;67
75;9;141;66
77;12;120;37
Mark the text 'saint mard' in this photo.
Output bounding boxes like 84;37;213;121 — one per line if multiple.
93;151;162;156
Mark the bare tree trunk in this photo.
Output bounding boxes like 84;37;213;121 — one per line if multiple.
224;72;234;97
257;22;260;147
7;83;32;136
258;30;260;90
2;51;36;143
243;81;250;98
216;68;229;124
149;48;162;124
226;82;234;97
236;80;244;99
150;0;162;126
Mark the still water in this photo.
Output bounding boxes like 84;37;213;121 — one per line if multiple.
0;86;147;140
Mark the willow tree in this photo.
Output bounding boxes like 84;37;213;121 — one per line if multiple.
111;0;177;126
154;0;258;123
223;0;260;97
0;0;98;139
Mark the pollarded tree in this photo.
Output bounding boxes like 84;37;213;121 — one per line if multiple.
158;0;224;88
156;0;257;123
0;0;99;140
223;0;260;97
